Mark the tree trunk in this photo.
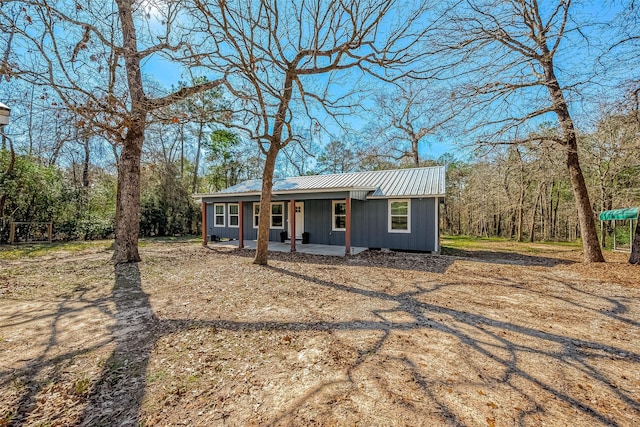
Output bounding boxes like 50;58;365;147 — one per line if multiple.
566;147;604;261
517;188;525;242
192;121;204;194
411;138;419;167
112;126;144;264
630;215;640;264
112;0;147;263
254;145;279;265
600;186;607;248
529;190;540;243
82;137;90;188
0;132;16;219
541;58;604;262
553;182;560;239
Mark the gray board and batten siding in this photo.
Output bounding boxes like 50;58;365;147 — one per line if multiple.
198;166;445;252
205;197;441;252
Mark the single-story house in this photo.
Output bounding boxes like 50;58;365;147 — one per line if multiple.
195;166;445;255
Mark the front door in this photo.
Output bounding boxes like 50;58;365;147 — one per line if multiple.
289;202;304;239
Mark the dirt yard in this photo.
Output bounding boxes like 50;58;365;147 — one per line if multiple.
1;239;639;426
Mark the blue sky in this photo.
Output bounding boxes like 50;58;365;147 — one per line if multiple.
139;1;630;165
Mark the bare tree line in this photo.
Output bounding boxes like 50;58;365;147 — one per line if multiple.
443;106;640;246
1;0;638;264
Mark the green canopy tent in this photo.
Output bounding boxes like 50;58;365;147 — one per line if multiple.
599;207;639;251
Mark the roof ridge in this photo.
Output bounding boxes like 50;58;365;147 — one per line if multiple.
280;165;444;180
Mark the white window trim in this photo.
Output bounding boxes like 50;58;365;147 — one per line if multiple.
214;203;226;227
332;200;346;231
228;203;239;228
253;202;285;229
253;202;260;229
388;199;411;233
270;202;285;229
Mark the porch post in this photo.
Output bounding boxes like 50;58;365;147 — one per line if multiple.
345;196;352;256
238;201;244;249
201;201;207;247
290;199;296;252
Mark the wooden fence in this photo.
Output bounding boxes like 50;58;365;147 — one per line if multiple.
8;222;53;244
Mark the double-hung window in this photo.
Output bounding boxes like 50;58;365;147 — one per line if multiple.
388;199;410;233
214;203;225;227
270;203;284;229
253;203;260;228
228;204;239;227
253;202;285;229
332;201;346;231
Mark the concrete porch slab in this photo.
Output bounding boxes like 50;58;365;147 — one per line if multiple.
208;239;367;257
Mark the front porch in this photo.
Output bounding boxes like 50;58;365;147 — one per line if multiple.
202;198;357;256
208;239;367;257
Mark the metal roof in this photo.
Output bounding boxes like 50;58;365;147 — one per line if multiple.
202;166;446;198
599;207;639;221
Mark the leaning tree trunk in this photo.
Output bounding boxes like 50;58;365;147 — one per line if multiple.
565;146;604;262
630;215;640;265
253;69;294;266
541;58;604;262
254;145;279;265
112;126;144;264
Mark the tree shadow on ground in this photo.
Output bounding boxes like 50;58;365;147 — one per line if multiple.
441;247;576;266
206;245;457;274
1;264;156;427
258;266;639;425
206;243;575;273
80;263;156;426
0;291;114;426
155;262;638;425
4;250;637;426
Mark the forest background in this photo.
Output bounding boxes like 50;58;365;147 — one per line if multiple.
0;0;638;252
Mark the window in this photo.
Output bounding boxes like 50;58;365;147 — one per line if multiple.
388;199;410;233
214;203;225;227
228;204;239;228
253;203;260;228
271;203;284;229
332;200;346;231
253;202;285;229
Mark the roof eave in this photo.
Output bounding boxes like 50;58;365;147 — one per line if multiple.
194;186;379;199
366;193;446;199
193;192;261;200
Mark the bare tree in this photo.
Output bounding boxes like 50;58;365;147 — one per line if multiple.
437;0;605;262
582;109;640;247
316;140;358;174
1;0;226;262
191;0;434;264
0;14;17;221
371;79;457;166
597;3;640;262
